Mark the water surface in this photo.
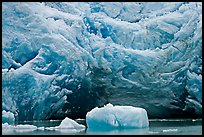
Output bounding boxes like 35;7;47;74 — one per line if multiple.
2;119;202;135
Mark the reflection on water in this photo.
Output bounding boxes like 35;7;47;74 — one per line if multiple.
86;127;150;135
2;119;202;135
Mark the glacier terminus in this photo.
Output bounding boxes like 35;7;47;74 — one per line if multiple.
2;2;202;122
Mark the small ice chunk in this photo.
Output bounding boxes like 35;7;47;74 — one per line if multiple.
86;103;149;130
44;117;85;133
15;124;38;129
37;127;45;130
56;117;85;129
50;119;58;121
45;117;85;133
14;124;37;132
162;129;178;132
192;119;196;122
2;123;15;129
2;110;15;124
45;127;55;130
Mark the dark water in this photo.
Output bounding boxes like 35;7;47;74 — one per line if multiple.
2;119;202;135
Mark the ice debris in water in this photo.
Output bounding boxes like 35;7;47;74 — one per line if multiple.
162;129;178;132
86;103;149;130
2;117;85;133
2;122;37;130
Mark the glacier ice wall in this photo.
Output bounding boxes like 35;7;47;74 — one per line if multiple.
2;2;202;121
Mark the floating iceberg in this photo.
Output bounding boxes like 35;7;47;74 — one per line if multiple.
2;2;202;121
55;117;85;129
2;110;15;124
2;123;15;129
86;103;149;130
45;117;85;133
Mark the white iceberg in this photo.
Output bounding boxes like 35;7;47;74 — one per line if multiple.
45;117;85;133
2;110;15;124
2;123;15;129
86;103;149;130
56;117;85;129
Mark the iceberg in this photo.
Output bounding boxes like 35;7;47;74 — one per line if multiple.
2;110;15;124
54;117;85;129
2;2;202;121
86;103;149;130
45;117;86;133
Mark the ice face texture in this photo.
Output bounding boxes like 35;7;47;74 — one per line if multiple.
86;103;149;130
2;2;202;121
